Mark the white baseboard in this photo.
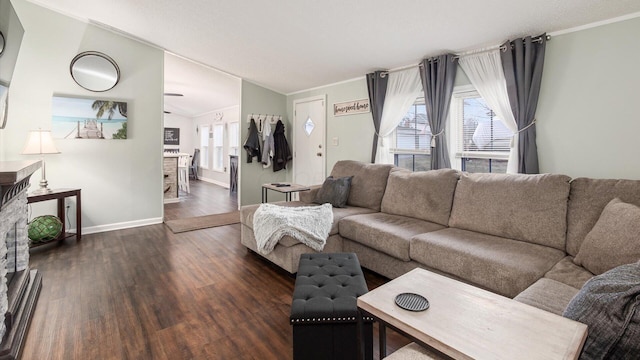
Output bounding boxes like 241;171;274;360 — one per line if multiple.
198;177;230;189
81;217;164;235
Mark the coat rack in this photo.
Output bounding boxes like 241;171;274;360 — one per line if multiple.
247;114;281;124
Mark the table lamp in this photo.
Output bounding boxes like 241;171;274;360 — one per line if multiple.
22;129;60;194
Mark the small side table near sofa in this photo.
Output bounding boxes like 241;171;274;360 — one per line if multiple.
262;183;310;203
27;188;81;246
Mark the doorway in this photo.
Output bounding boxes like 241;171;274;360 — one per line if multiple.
163;52;241;220
293;95;327;186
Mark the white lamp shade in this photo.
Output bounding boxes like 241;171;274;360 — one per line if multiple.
22;129;60;155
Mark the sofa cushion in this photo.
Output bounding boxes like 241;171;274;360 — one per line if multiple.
342;239;422;279
240;201;303;230
313;176;353;208
410;228;565;297
566;177;640;257
573;198;640;275
514;278;579;316
563;261;640;360
240;201;376;237
380;169;459;226
240;227;344;273
339;213;445;261
448;172;571;250
543;256;594;289
298;184;321;203
329;160;395;211
328;206;378;235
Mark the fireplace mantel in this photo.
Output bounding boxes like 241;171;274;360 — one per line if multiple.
0;160;41;184
0;160;41;209
0;160;42;360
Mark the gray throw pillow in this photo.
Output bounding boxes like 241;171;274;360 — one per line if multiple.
563;261;640;360
573;198;640;275
313;176;352;208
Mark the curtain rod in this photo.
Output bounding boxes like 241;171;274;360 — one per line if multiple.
430;34;550;63
452;34;550;60
380;34;550;74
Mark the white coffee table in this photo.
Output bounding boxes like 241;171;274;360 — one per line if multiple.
357;268;587;360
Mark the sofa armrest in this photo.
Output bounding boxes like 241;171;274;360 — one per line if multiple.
299;184;321;203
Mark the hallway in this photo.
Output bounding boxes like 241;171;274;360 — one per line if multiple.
164;180;238;221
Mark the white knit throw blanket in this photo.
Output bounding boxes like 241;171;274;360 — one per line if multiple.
253;203;333;255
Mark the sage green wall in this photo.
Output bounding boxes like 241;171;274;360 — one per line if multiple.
1;0;164;232
537;17;640;179
285;18;640;180
287;79;374;174
286;71;470;176
239;80;288;205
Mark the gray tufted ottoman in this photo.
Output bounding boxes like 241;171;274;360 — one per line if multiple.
290;253;373;360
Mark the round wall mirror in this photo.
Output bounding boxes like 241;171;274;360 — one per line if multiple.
70;51;120;92
0;31;5;56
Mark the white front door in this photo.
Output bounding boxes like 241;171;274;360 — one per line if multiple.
293;95;326;186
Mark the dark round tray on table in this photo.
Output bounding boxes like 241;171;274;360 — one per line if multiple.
395;292;430;312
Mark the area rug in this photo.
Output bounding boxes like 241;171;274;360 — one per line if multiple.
165;211;240;233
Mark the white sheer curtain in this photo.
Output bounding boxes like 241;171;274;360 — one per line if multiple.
375;67;423;164
458;49;519;173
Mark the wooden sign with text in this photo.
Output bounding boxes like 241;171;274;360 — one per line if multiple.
333;99;370;116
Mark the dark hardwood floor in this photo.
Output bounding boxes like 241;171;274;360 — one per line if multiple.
163;180;239;221
23;181;409;359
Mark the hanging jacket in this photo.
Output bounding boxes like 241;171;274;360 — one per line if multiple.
272;120;292;172
243;118;261;163
261;121;274;168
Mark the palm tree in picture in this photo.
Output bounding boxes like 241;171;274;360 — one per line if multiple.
91;100;128;139
91;100;127;120
112;122;127;140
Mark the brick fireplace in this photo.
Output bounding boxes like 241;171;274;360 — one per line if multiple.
0;160;42;360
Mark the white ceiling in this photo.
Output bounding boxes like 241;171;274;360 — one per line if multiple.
28;0;640;113
163;53;240;118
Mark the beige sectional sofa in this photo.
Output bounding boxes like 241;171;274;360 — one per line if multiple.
240;160;640;315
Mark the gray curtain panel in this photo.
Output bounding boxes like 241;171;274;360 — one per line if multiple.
420;54;458;170
501;34;547;174
366;71;388;163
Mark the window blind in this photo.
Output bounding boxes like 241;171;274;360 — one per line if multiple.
459;96;513;154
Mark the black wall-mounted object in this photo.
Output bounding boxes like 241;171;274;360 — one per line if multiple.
164;127;180;145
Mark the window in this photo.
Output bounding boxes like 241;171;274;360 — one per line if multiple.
228;122;239;156
451;90;513;173
200;125;209;168
212;124;224;171
391;98;431;171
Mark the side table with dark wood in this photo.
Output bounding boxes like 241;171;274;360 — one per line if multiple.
27;188;81;246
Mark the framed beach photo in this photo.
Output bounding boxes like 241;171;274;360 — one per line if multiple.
51;96;128;139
